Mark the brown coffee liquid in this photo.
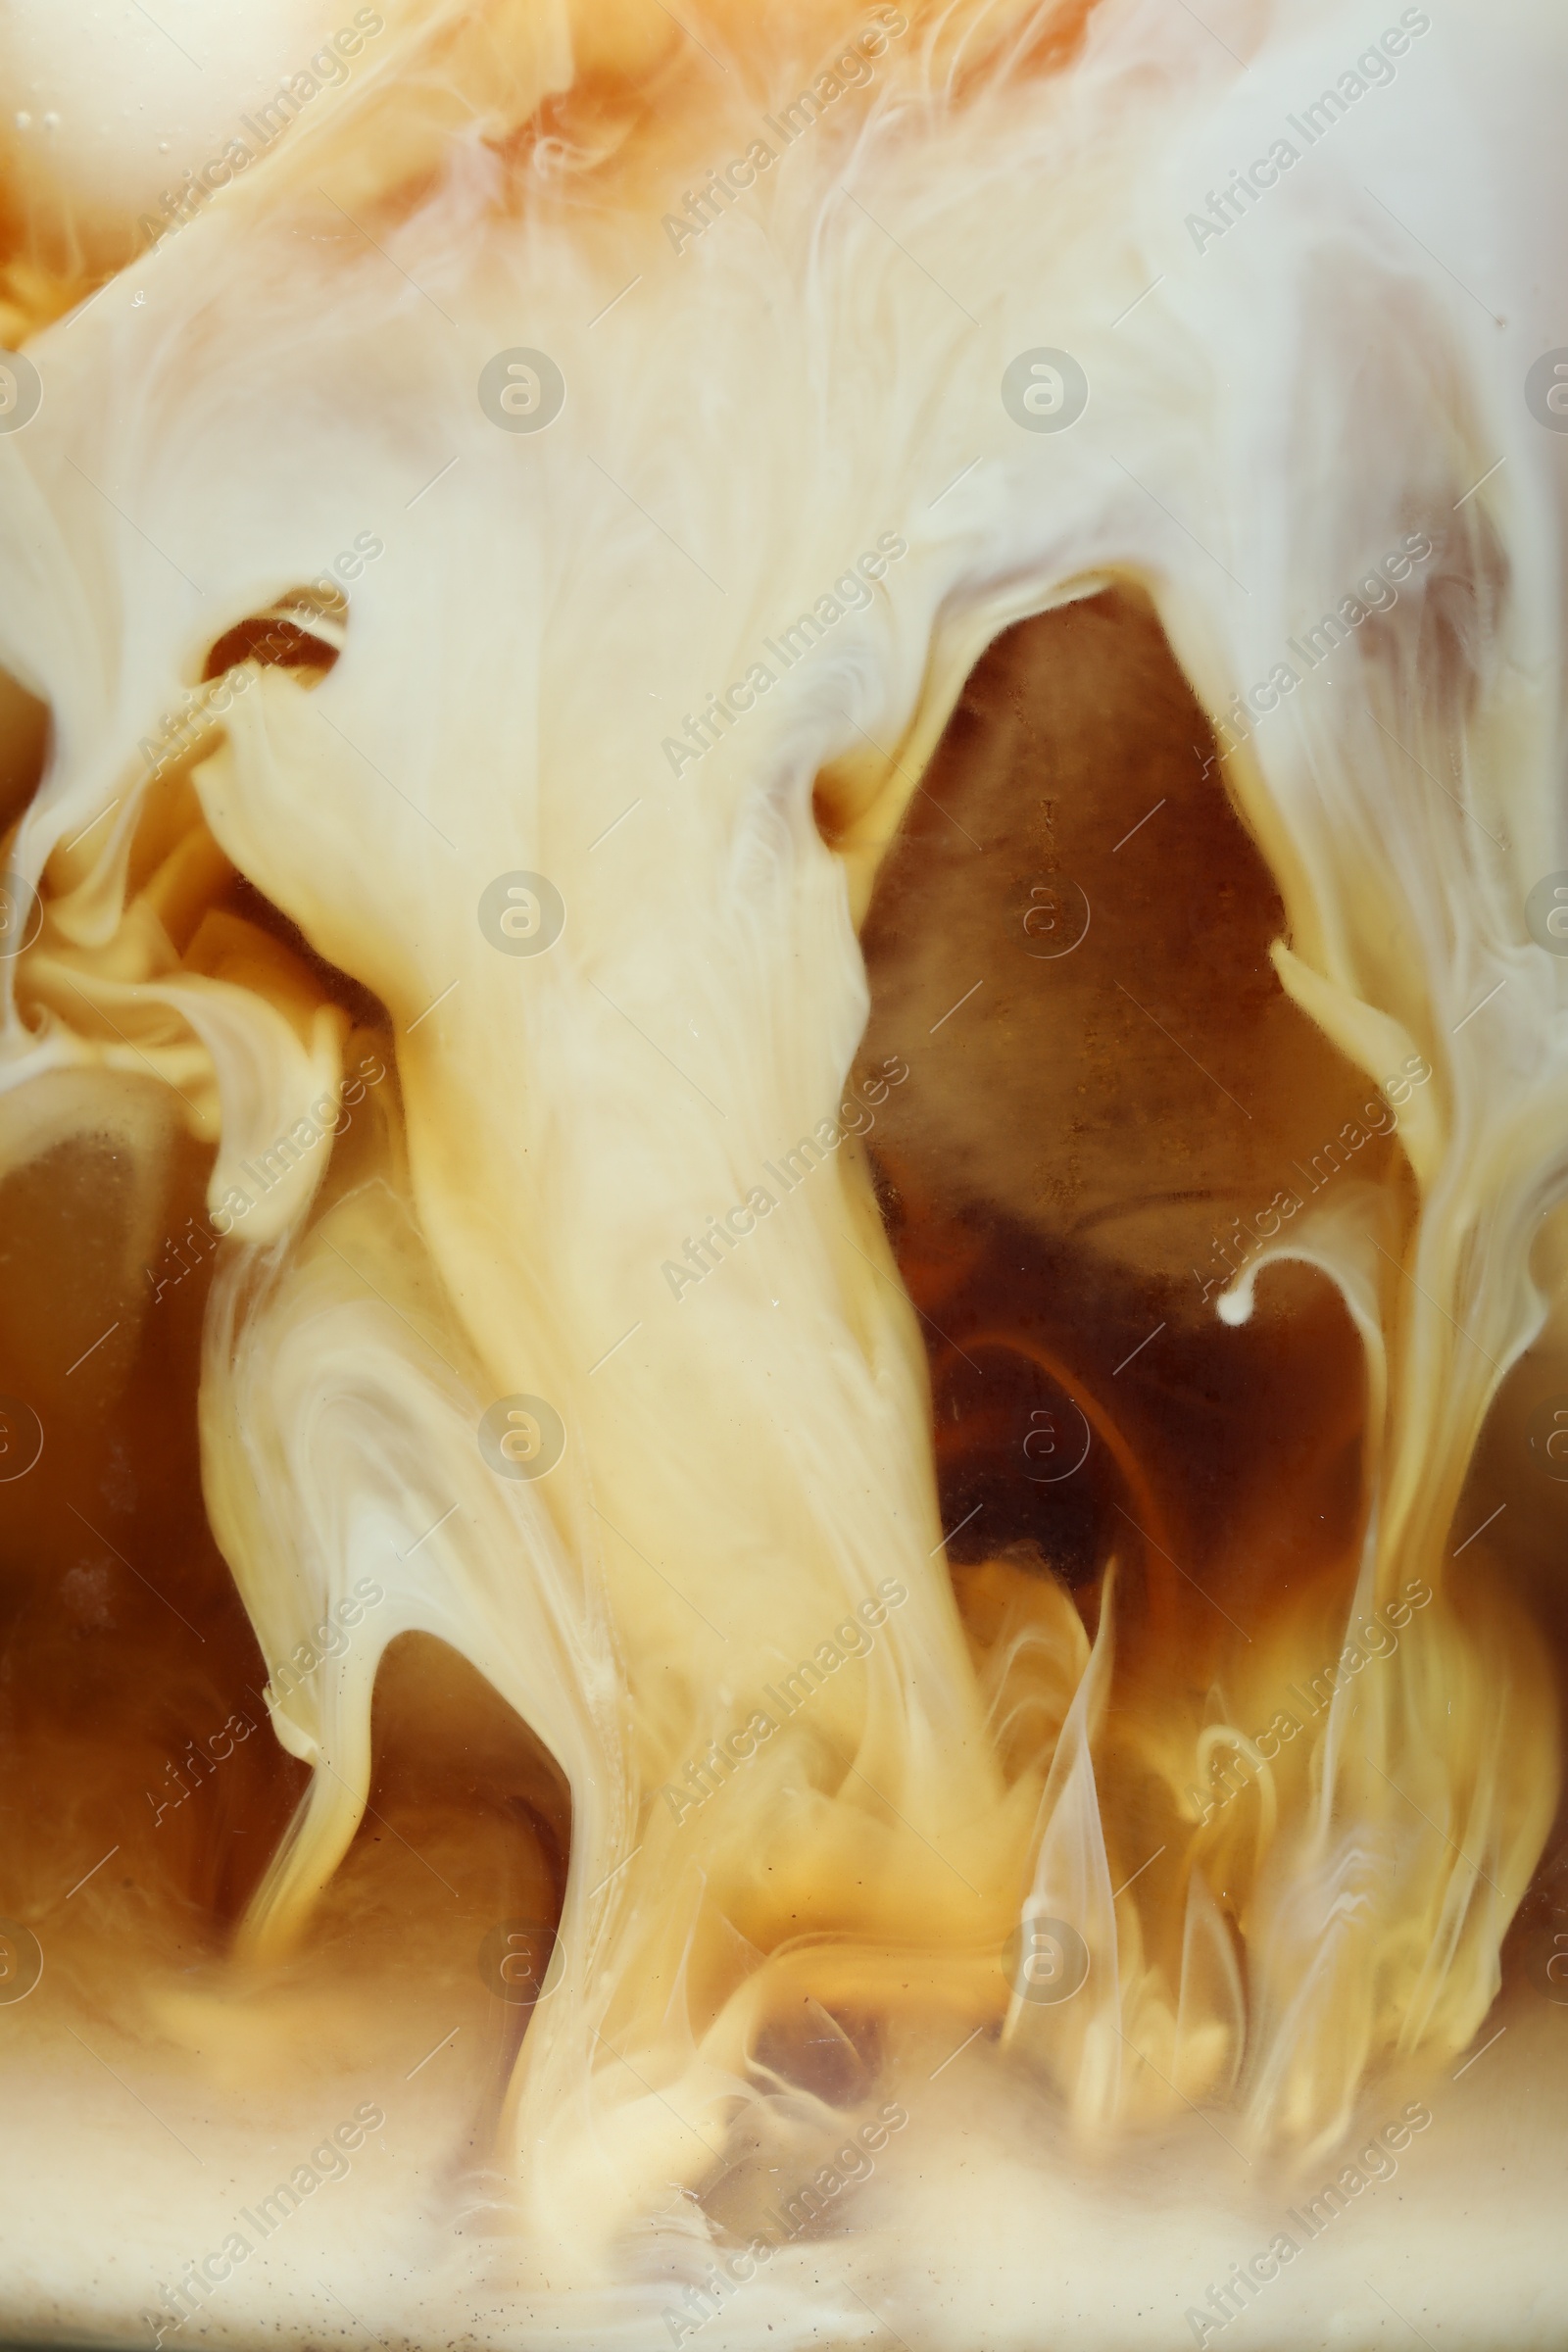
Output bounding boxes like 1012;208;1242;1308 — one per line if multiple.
0;846;568;2038
856;586;1402;1674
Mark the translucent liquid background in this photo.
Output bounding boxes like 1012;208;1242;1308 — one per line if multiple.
1;2;1567;2348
